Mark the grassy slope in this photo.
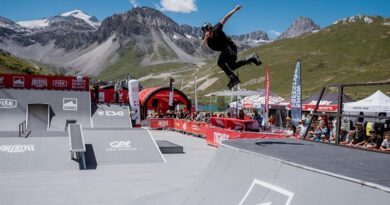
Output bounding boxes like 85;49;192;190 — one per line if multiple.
0;51;52;75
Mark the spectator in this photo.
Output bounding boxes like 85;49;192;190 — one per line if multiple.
130;108;138;127
93;82;99;104
268;114;275;126
356;130;381;149
238;109;245;120
283;124;296;138
311;121;329;142
350;123;366;146
340;129;355;145
285;117;292;129
252;110;263;128
380;131;390;152
114;80;121;104
297;120;307;139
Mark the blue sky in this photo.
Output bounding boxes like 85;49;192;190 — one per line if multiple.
1;0;389;38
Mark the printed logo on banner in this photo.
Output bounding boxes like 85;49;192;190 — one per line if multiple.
97;110;124;117
105;111;124;117
52;80;67;88
71;78;86;89
63;98;78;111
158;120;169;127
182;122;187;130
31;78;48;88
13;76;25;88
106;141;137;151
0;99;17;109
0;76;4;88
0;144;35;153
213;132;229;143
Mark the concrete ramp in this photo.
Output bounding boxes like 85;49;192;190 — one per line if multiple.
132;138;390;205
27;104;49;131
91;104;132;128
0;136;79;171
83;128;164;165
0;89;92;131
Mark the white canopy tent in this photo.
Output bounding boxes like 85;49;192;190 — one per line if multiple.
343;90;390;114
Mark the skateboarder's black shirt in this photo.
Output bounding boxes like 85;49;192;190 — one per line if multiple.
207;23;234;51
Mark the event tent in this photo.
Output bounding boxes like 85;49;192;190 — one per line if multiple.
343;90;390;114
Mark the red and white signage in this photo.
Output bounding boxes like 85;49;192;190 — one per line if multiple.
0;74;89;91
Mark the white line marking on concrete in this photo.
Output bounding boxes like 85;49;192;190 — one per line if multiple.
239;178;294;205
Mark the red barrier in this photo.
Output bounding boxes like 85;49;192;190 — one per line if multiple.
0;74;89;91
205;126;284;147
210;117;259;131
150;118;283;147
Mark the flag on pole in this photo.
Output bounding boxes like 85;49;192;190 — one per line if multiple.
263;65;270;127
168;78;174;108
291;60;302;127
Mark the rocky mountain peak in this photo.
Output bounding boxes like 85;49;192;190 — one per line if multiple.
231;30;271;48
278;16;320;39
130;7;178;28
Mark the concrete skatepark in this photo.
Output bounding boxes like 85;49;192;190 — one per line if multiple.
0;88;390;204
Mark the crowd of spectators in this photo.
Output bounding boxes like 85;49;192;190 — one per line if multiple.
283;112;390;153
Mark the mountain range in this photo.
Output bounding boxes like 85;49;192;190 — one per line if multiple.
0;7;278;76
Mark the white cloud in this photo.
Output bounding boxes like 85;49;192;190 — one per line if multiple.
129;0;138;8
158;0;197;13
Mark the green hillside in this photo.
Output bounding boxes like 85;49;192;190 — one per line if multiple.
0;49;51;75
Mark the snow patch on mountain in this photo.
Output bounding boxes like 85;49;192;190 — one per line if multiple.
18;19;50;29
60;10;100;28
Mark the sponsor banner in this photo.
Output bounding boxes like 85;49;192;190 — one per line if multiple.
0;74;89;91
290;60;302;127
106;141;137;151
0;99;17;109
287;104;338;112
63;98;78;111
128;80;141;126
0;144;35;153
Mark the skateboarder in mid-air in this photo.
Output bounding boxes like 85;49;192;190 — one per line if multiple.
202;5;262;89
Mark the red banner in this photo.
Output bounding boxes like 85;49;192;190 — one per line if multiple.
205;126;284;147
0;74;89;91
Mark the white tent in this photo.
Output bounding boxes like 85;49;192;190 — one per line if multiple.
343;90;390;113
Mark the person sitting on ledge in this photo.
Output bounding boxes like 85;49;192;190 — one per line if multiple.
380;131;390;152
